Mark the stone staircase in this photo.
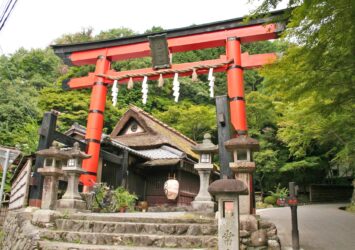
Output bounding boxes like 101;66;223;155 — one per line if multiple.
37;212;218;250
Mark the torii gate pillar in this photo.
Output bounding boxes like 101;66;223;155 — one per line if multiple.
226;37;255;214
81;54;111;189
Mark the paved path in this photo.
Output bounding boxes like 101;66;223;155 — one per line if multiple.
257;203;355;250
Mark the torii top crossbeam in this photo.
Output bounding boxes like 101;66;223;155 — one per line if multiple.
52;9;287;188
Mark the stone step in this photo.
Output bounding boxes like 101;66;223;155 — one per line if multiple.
39;230;218;249
64;212;216;224
38;241;211;250
55;219;218;236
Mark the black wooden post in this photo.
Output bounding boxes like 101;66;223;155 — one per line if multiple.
121;151;129;189
289;182;300;250
29;111;58;207
215;95;233;178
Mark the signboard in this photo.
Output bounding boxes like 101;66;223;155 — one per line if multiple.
148;34;171;70
9;159;32;210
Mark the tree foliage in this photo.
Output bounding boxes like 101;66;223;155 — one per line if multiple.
250;0;354;196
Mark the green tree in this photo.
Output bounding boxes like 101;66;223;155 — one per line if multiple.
0;80;40;153
154;101;217;141
252;0;354;201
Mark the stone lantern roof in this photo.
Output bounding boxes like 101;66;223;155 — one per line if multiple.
36;143;70;160
208;177;248;195
224;135;260;151
191;133;218;154
65;142;91;159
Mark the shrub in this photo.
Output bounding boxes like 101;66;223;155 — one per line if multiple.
256;201;268;209
270;183;289;199
264;196;277;205
113;187;138;212
346;204;355;213
88;183;137;212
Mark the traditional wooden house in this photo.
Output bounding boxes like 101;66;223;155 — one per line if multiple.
65;106;216;207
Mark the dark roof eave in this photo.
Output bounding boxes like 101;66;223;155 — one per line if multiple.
51;8;289;62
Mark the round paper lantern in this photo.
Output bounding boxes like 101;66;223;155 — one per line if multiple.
164;179;179;200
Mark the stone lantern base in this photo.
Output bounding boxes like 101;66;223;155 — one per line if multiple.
191;200;215;212
57;198;86;211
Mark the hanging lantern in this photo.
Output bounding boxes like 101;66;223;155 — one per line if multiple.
111;80;119;106
127;77;134;89
164;176;179;200
172;72;180;102
142;76;148;104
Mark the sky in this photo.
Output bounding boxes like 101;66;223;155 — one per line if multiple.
0;0;266;54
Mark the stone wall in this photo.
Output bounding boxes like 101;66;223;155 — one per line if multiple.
1;210;41;250
239;215;280;250
1;209;280;250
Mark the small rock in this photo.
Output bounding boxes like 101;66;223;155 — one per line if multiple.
268;239;281;250
242;237;252;246
250;229;267;247
241;243;248;250
267;228;277;237
259;220;273;229
165;237;178;247
240;215;259;231
240;229;251;238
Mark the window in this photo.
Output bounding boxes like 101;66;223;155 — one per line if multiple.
130;122;138;132
223;201;234;218
68;159;76;167
45;158;53;167
237;149;247;161
200;153;210;163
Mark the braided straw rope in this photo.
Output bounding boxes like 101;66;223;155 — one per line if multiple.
97;59;234;81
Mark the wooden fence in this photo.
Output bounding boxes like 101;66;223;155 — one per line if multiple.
309;184;353;202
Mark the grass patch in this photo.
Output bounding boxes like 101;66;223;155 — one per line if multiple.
345;204;355;213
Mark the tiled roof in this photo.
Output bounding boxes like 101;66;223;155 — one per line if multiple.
136;145;186;159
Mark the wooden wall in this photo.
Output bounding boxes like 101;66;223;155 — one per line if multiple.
309;184;353;202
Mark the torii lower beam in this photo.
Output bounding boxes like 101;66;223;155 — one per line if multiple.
64;53;276;89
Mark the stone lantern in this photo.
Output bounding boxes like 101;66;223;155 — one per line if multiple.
57;142;90;211
208;177;248;250
191;133;218;212
36;143;68;210
224;135;259;214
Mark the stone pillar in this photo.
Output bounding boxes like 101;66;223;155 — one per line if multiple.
232;165;254;214
191;164;214;211
57;167;86;211
208;178;248;250
38;167;64;210
224;135;259;214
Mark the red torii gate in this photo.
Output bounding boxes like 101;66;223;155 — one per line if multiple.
52;9;285;189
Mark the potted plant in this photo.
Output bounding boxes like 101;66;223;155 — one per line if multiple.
270;184;289;207
114;187;138;212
